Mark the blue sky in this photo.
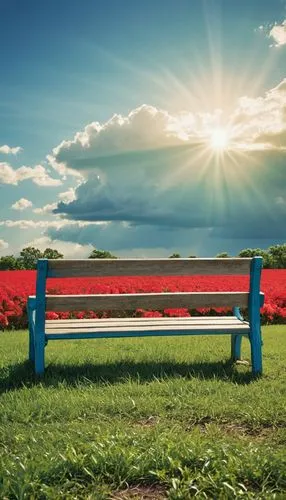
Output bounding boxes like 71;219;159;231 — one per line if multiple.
0;0;286;257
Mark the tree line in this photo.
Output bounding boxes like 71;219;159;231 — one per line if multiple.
0;244;285;270
169;244;286;268
0;247;117;270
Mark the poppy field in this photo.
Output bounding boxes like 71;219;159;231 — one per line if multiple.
0;269;285;329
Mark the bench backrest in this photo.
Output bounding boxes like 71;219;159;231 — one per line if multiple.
47;258;251;277
34;257;263;314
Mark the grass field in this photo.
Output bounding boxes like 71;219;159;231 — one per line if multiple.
0;326;286;499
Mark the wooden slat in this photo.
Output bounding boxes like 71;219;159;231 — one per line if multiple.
47;258;251;278
46;292;248;311
47;324;249;333
45;317;245;329
46;315;237;324
45;323;249;336
45;316;249;339
46;329;250;340
45;323;249;334
45;316;242;328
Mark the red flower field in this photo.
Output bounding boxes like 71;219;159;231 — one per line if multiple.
0;270;285;329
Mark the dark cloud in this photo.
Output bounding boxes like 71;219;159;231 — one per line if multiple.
53;149;286;241
46;221;286;256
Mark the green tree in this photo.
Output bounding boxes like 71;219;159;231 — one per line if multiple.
188;255;197;258
169;253;181;258
19;247;43;269
238;248;260;258
0;255;23;270
268;244;286;269
238;248;272;268
42;248;64;259
89;248;117;259
216;252;229;258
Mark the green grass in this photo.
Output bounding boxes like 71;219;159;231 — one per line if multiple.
0;327;286;499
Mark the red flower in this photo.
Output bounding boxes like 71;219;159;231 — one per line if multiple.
0;269;285;328
0;313;8;328
142;310;163;318
164;308;190;317
75;311;85;319
46;312;59;320
58;311;70;320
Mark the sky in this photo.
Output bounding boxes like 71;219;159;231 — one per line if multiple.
0;0;286;258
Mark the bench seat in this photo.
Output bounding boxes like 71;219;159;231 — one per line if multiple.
45;316;250;339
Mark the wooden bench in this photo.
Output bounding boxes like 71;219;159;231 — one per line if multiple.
27;257;264;376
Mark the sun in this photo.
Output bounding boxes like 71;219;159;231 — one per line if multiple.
210;128;229;150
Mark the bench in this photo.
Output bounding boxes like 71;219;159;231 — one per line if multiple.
27;256;264;376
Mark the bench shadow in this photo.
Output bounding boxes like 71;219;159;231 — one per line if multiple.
0;358;256;394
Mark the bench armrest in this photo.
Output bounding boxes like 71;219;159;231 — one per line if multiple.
233;306;244;321
233;293;264;320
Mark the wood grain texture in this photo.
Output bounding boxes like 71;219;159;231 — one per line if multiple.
47;258;251;278
46;292;249;311
45;316;249;333
45;316;242;327
46;324;249;335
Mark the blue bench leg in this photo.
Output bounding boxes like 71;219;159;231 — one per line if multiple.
231;334;242;361
34;330;45;375
27;303;36;362
249;327;263;376
29;326;35;362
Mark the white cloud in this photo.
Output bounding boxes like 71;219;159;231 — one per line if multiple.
0;239;9;250
33;192;77;214
49;105;187;176
33;203;58;215
26;236;93;259
0;163;18;184
232;78;286;149
11;198;33;211
0;162;62;186
46;153;84;179
0;220;57;230
17;165;62;186
0;219;107;230
269;20;286;47
49;83;286;187
0;145;22;155
58;187;76;203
